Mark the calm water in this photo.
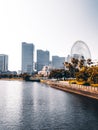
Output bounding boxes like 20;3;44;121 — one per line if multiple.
0;80;98;130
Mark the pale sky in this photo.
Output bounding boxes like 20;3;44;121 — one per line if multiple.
0;0;98;71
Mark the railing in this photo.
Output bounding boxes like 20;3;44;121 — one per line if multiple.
58;81;98;94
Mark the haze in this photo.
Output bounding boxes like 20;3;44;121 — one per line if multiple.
0;0;98;71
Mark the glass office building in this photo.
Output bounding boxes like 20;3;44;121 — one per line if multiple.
52;56;65;69
22;42;34;74
0;54;8;72
37;50;50;71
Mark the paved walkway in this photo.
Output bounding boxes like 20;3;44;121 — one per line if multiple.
43;80;98;100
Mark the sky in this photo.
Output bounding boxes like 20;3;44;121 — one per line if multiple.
0;0;98;71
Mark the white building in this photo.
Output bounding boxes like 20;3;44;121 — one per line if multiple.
38;66;50;77
22;42;34;74
0;54;8;72
66;55;71;63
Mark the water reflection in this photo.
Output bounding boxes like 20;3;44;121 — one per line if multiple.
0;81;23;130
0;80;98;130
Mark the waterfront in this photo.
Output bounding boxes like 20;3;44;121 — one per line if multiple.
0;80;98;130
43;80;98;100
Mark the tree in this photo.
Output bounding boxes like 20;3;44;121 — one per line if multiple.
87;58;93;67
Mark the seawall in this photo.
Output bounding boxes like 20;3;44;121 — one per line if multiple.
41;80;98;100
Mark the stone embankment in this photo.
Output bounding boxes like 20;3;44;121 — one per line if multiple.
41;80;98;100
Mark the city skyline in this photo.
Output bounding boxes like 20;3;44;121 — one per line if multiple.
0;0;98;71
0;41;93;72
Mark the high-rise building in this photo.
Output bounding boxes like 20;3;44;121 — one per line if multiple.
0;54;8;72
52;56;65;69
22;42;34;74
37;50;50;71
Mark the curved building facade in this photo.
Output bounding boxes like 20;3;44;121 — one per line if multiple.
71;40;91;60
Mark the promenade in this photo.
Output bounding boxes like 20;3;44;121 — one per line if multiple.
41;80;98;100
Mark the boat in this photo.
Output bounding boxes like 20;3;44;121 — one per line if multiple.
23;75;40;82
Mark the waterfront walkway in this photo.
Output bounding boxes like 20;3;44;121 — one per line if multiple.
42;80;98;100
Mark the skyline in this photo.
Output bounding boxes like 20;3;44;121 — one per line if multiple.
0;0;98;71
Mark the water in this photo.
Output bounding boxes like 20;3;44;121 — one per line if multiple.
0;80;98;130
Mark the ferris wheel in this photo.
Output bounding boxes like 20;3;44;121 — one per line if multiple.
71;40;91;60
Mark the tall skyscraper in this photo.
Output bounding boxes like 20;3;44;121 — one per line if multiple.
22;42;34;74
52;56;65;69
0;54;8;72
37;50;50;71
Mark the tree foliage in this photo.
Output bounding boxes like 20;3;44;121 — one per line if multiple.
49;69;70;79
